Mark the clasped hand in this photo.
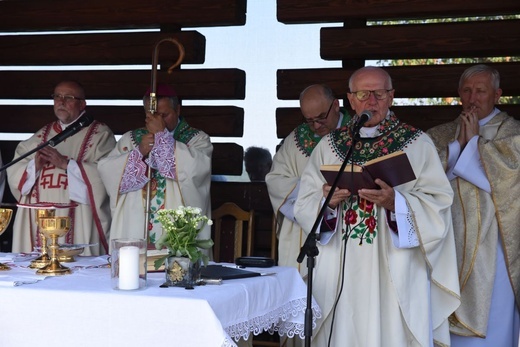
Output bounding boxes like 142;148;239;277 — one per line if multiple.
457;106;480;149
36;146;68;172
139;113;167;156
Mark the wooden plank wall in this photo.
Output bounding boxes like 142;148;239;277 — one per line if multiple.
276;0;520;136
0;0;253;252
1;0;519;260
271;0;520;264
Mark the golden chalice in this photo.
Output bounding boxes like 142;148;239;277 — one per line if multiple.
36;216;72;275
0;208;13;271
29;209;55;269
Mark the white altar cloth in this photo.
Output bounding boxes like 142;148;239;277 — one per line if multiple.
0;253;321;347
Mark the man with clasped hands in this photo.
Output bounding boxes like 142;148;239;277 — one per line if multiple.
294;66;460;346
427;64;520;346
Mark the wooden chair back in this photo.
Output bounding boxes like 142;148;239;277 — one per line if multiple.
211;202;254;263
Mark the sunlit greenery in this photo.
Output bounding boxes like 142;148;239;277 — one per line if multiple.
370;15;520;105
370;15;520;26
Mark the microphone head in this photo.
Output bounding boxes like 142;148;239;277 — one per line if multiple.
359;110;373;122
351;110;373;135
79;113;94;127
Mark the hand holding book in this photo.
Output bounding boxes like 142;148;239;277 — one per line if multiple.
320;150;416;194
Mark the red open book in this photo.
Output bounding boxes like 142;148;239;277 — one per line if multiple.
320;150;416;194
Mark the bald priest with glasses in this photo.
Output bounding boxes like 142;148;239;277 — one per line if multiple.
7;80;116;256
294;66;460;346
266;84;351;282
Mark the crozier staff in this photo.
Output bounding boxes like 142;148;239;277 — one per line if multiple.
98;84;213;254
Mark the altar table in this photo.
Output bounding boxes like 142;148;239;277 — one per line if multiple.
0;254;321;347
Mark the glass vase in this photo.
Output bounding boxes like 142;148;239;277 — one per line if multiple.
110;238;147;290
165;256;202;288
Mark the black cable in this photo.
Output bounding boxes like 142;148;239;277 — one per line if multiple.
327;194;355;347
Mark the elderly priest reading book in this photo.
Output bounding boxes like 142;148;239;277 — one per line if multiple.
294;66;460;346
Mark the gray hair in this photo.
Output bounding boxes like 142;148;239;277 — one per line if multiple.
459;64;500;90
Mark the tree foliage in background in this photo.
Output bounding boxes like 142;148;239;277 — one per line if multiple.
372;15;520;105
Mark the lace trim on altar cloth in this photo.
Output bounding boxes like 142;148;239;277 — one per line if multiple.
225;297;322;342
222;338;238;347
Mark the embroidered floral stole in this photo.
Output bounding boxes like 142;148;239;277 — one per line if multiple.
294;110;351;157
131;117;200;243
329;113;422;244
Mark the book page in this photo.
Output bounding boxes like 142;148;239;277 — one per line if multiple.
364;150;404;166
320;164;363;173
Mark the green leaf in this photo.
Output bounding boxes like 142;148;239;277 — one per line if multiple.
153;255;168;270
196;239;214;249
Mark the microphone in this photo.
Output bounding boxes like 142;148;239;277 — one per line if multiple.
49;112;94;147
352;110;372;135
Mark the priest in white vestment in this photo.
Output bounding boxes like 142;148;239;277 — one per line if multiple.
7;80;116;255
266;84;351;278
98;84;212;253
295;67;460;346
428;64;520;347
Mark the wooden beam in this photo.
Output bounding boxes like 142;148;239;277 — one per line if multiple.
277;62;520;100
0;0;246;31
0;105;244;137
277;0;520;24
211;182;272;212
212;143;244;176
395;105;520;131
321;20;520;61
0;69;246;100
0;140;244;176
0;31;205;66
275;104;520;139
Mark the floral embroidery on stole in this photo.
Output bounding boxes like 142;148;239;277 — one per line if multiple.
330;113;421;244
131;117;200;243
294;110;351;157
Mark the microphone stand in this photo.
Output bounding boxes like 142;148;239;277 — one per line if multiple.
297;126;362;347
0;139;54;173
0;111;89;173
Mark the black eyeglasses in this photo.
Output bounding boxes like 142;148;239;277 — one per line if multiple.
51;94;85;102
304;100;334;125
349;89;393;101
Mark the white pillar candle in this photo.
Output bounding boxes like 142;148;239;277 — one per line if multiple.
118;245;140;290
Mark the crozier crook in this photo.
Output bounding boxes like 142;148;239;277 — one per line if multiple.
145;38;185;242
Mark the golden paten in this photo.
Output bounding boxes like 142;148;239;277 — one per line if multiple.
57;245;85;263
